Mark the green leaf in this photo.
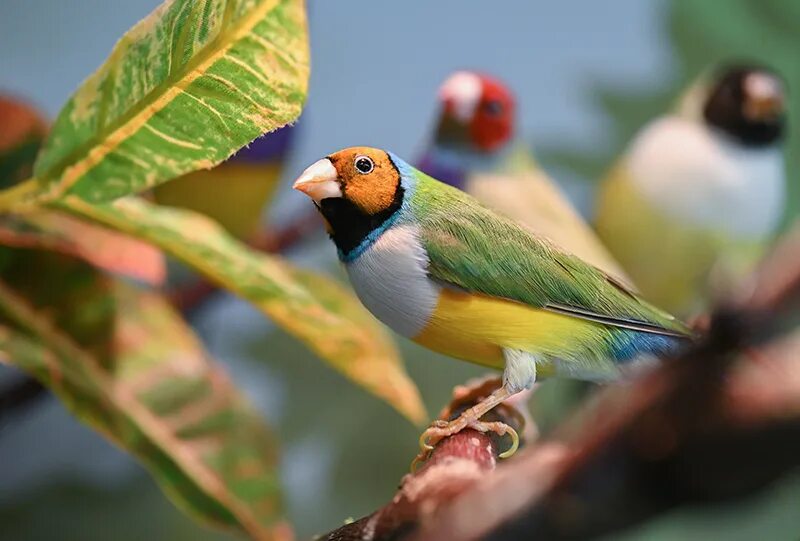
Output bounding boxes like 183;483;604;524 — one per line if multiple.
56;195;428;425
0;280;289;540
0;248;116;360
11;0;308;208
0;95;165;284
0;210;165;284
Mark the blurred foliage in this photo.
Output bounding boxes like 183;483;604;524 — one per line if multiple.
154;162;282;240
0;98;166;284
543;0;800;225
0;210;165;284
0;254;286;538
609;472;800;541
0;0;425;537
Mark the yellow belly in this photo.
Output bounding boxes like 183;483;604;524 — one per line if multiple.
413;288;607;377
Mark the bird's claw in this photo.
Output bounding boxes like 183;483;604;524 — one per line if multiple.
482;421;520;458
413;417;520;470
418;419;462;452
466;419;520;459
418;431;435;452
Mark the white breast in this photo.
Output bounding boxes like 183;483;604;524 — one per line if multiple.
627;116;785;239
345;224;440;338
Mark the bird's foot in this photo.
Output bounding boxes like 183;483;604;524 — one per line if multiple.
417;414;519;458
411;384;521;471
411;415;520;472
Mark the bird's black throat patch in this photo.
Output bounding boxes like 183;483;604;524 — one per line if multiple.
318;184;404;260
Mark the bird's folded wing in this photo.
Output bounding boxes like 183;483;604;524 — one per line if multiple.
417;200;689;338
468;169;633;288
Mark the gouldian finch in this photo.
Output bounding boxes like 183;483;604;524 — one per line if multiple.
154;125;296;239
293;147;690;455
595;65;787;317
417;70;515;188
419;70;627;280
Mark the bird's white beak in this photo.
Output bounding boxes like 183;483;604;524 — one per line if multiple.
292;158;342;202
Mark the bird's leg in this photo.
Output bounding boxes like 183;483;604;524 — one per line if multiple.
446;376;530;433
418;349;536;460
419;385;520;457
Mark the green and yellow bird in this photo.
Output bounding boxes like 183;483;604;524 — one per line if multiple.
293;146;691;453
596;65;787;317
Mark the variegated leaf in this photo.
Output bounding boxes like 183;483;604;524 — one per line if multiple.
0;280;289;540
57;195;428;425
0;211;165;284
5;0;308;209
0;96;165;284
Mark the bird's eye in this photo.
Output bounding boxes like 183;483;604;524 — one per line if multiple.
483;100;504;116
354;155;374;174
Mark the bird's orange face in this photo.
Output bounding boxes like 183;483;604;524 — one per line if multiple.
292;147;405;255
293;146;401;215
327;147;402;215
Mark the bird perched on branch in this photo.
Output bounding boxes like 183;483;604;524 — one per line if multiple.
293;146;691;457
418;70;627;280
595;65;787;317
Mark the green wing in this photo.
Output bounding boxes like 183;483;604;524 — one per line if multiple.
410;175;690;337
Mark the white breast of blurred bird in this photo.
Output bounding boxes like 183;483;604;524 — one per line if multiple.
627;116;784;239
345;224;440;338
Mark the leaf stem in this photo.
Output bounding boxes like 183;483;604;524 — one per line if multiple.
0;178;40;213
